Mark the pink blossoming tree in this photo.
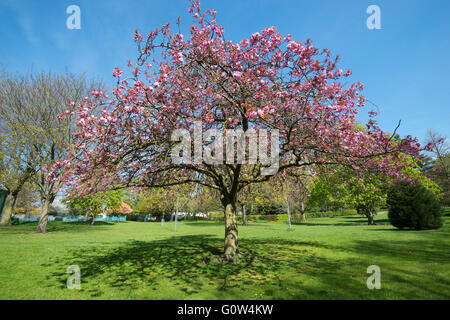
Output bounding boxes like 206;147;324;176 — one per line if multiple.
56;1;422;261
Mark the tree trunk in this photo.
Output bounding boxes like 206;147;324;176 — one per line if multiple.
242;204;247;226
300;201;307;222
299;203;307;223
299;212;307;222
91;215;95;225
223;199;238;262
36;198;52;233
366;208;375;225
117;215;120;223
0;193;16;227
174;209;178;232
286;201;292;231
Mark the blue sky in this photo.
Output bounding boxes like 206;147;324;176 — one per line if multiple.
1;0;449;143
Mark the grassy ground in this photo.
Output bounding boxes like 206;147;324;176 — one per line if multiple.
0;211;449;300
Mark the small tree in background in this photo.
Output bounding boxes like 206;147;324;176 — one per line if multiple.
66;194;104;225
135;189;173;220
105;190;133;222
422;130;449;205
113;202;133;223
387;181;443;230
237;185;256;226
188;185;221;221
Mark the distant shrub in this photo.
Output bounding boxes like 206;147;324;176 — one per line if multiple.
252;203;284;215
257;214;278;222
387;182;444;230
208;209;359;222
209;211;224;221
306;209;357;218
277;210;357;221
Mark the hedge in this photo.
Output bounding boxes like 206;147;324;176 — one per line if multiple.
208;209;358;222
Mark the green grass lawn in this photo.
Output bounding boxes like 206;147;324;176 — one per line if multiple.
0;211;449;300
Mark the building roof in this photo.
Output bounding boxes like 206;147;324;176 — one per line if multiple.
107;201;133;214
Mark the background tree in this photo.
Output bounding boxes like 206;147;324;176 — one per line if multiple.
135;188;175;220
169;184;193;231
346;172;386;225
0;76;40;226
0;71;101;232
66;194;104;225
187;185;221;220
279;168;313;224
422;130;449;205
65;190;125;225
308;174;347;212
12;182;39;215
105;189;133;223
30;72;103;233
237;185;254;226
309;152;442;225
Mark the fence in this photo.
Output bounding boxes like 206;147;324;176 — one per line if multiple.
11;215;127;222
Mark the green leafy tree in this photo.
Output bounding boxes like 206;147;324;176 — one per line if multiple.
135;188;174;219
65;190;127;225
66;194;104;225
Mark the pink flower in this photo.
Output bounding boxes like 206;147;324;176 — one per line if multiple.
205;113;214;123
233;71;242;78
240;38;249;48
112;68;123;78
247;111;257;119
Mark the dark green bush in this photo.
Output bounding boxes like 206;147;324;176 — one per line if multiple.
252;203;284;215
387;182;444;230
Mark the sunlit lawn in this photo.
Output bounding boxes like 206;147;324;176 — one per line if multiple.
0;211;449;299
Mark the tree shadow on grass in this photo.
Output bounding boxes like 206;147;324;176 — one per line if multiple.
43;235;352;298
349;239;450;264
344;239;450;299
41;232;450;299
47;221;117;233
1;221;117;235
181;221;223;227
